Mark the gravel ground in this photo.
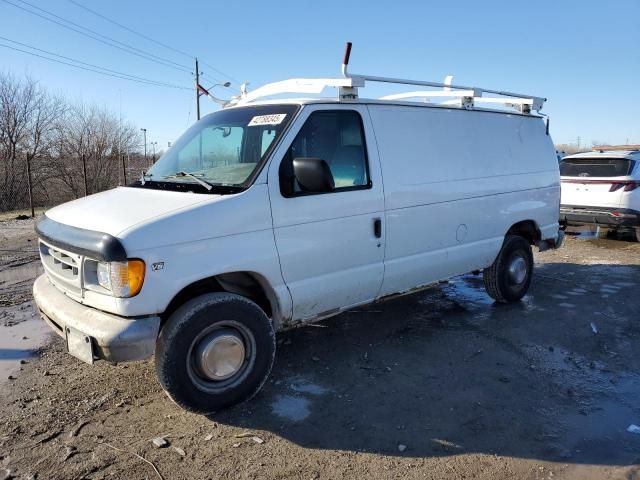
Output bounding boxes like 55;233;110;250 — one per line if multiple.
1;219;639;480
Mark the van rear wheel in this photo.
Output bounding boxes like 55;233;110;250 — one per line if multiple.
483;235;533;303
155;293;276;414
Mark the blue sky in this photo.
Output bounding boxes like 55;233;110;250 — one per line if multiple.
1;0;638;149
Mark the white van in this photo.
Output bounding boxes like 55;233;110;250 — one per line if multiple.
33;52;562;413
560;147;640;241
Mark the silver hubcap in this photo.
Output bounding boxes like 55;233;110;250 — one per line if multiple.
508;256;527;285
195;329;246;381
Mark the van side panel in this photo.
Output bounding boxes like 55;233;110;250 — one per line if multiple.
367;105;559;296
116;185;293;324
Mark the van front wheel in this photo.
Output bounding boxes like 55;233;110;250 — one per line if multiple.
483;235;533;303
155;293;276;414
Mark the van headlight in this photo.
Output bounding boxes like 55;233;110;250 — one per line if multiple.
96;260;145;297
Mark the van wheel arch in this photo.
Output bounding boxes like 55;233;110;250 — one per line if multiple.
506;220;541;245
162;272;279;327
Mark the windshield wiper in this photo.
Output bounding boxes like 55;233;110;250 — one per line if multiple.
162;171;213;191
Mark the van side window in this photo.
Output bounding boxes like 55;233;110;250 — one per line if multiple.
280;110;370;196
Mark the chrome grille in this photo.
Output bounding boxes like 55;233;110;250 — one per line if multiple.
38;240;83;297
48;248;79;277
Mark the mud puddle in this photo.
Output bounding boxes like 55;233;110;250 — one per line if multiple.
0;309;52;381
525;343;640;461
271;377;330;422
1;258;50;381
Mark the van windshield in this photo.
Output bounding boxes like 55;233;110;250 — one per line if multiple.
144;105;298;191
560;158;635;177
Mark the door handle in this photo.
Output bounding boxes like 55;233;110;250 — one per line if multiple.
373;218;382;238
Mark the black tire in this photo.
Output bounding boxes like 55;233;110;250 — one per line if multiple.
483;235;533;303
155;292;276;414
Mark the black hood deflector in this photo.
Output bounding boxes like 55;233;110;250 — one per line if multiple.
35;215;127;262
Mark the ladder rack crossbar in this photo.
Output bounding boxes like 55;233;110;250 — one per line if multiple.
226;72;545;113
358;73;543;102
475;97;534;106
380;90;478;100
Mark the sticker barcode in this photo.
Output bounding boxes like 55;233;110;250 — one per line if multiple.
248;114;287;126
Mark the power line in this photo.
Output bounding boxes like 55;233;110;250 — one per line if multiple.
200;61;241;85
67;0;193;60
0;35;191;90
13;0;190;72
2;0;192;74
0;42;191;90
66;0;242;87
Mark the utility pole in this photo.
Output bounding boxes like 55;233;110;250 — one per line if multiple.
150;141;157;167
195;57;201;120
25;154;34;218
140;128;147;166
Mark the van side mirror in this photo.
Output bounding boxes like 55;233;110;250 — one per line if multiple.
292;157;335;193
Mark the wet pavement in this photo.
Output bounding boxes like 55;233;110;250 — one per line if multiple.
0;307;51;380
217;260;640;465
0;219;50;380
0;219;639;479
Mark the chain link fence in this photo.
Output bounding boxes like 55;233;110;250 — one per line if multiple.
0;153;154;218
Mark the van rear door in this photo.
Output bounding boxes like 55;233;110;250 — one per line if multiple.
560;157;635;209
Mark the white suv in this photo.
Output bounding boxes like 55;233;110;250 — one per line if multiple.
560;148;640;241
32;67;562;413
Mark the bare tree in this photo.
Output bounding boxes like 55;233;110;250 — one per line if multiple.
0;73;66;211
0;71;143;212
49;103;140;197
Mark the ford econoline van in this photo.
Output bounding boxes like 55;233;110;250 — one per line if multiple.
33;57;563;413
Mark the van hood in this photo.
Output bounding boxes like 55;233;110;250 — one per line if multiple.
38;184;272;257
45;187;220;237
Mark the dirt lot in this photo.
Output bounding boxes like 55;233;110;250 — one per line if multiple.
1;218;640;480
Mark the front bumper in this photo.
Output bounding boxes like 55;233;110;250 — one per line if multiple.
33;274;160;363
560;205;640;228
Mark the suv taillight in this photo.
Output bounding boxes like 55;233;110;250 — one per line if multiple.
624;182;639;192
610;183;624;192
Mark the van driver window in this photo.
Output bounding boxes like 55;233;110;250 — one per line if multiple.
281;110;370;196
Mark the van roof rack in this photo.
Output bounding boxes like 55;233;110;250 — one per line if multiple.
225;43;546;115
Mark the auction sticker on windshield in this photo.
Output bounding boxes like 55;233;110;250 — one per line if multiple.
248;114;287;126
